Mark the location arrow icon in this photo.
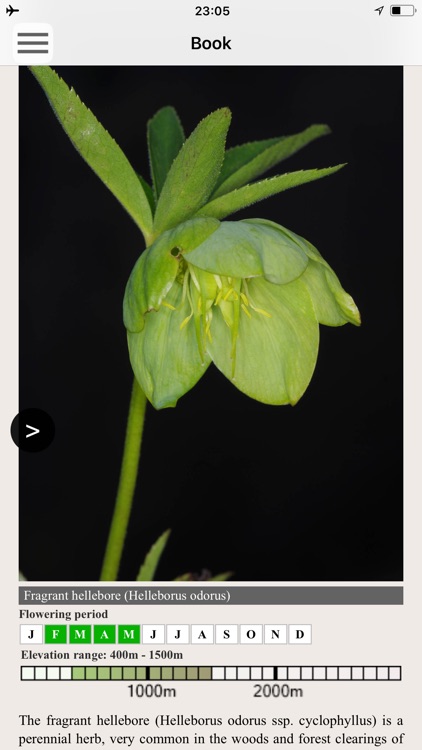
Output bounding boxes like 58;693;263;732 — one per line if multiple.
25;424;40;439
374;6;384;14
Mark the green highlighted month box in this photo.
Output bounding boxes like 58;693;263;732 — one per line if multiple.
118;625;140;643
44;626;67;644
43;625;140;644
93;626;116;643
69;626;92;643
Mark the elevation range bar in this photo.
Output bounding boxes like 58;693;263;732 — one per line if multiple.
17;32;49;54
21;665;402;682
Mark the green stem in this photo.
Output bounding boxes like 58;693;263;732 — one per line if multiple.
100;378;147;581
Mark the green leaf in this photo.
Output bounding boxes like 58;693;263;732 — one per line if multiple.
148;106;185;200
212;125;331;198
207;276;319;405
213;138;281;190
138;173;156;214
153;108;232;236
210;571;233;581
173;571;233;581
185;220;308;285
137;529;171;581
128;282;212;409
196;165;345;220
30;66;153;243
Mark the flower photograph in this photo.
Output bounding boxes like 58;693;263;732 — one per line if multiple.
19;66;402;582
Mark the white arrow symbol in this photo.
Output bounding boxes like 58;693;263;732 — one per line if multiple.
25;424;40;438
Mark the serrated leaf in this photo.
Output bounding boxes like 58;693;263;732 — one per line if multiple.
210;572;233;581
214;137;281;190
173;571;233;581
148;106;185;200
153;108;232;236
136;529;171;581
31;66;153;243
196;165;345;220
138;173;156;214
212;124;331;198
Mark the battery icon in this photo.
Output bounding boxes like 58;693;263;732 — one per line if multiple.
390;4;416;13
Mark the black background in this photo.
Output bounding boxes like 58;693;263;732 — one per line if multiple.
19;66;403;582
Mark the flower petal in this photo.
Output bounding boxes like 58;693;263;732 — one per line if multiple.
324;266;361;325
185;222;264;278
243;218;311;255
207;277;319;405
241;220;308;284
244;219;360;326
123;249;149;333
185;220;308;284
123;217;219;333
302;259;361;326
127;283;211;409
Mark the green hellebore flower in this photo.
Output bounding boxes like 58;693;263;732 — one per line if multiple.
28;71;359;411
28;70;359;411
124;217;360;409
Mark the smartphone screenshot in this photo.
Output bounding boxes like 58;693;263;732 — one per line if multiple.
0;1;419;747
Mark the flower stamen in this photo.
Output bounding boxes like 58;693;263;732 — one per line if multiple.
242;279;271;318
173;267;272;374
189;266;201;293
214;274;223;290
215;289;224;306
249;304;272;318
180;271;195;330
